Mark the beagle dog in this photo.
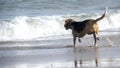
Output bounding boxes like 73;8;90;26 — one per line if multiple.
64;12;105;46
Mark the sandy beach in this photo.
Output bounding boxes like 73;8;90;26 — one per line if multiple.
0;29;120;68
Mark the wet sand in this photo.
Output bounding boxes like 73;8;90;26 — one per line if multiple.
0;30;120;68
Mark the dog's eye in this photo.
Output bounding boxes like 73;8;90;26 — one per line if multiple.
65;21;68;23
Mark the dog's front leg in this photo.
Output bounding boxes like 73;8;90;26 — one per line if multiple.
78;35;81;42
78;38;81;42
73;36;76;47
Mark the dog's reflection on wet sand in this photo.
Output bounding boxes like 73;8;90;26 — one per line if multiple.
73;46;100;67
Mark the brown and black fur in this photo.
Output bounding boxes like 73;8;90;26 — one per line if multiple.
64;12;105;47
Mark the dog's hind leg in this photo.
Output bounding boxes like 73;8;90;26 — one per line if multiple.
93;33;97;46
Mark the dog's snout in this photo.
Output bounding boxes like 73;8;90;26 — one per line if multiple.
64;24;69;30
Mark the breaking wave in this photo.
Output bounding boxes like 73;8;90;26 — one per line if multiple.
0;12;120;40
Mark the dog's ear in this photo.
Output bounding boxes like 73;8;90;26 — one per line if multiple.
65;19;74;24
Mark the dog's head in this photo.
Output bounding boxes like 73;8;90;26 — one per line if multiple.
64;19;74;30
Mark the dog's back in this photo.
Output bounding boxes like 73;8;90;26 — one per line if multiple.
70;20;89;33
72;12;105;35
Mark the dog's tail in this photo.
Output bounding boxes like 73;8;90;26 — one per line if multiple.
94;12;106;22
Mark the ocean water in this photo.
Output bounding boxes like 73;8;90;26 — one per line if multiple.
0;0;120;40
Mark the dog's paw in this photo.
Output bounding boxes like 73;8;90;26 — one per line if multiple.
78;38;81;42
96;37;100;40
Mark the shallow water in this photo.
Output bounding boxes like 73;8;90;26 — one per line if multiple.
0;31;120;68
